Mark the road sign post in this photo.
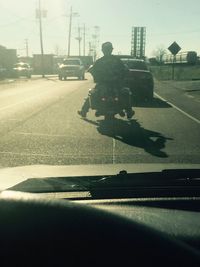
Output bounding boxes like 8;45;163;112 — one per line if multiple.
172;55;175;80
168;42;181;80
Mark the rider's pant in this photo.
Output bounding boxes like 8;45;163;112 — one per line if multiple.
81;97;90;113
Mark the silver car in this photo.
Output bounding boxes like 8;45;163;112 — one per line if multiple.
58;58;85;80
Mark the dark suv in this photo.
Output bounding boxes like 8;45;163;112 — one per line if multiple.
117;56;154;102
58;58;85;81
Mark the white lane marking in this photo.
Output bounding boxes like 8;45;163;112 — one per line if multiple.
112;138;116;164
154;92;200;124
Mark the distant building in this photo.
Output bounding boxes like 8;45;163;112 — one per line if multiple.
32;54;55;74
0;45;17;69
131;27;146;59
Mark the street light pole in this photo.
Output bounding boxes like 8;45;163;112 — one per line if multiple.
38;0;45;77
67;6;79;57
67;6;72;57
78;26;81;56
83;24;86;56
25;39;29;57
92;26;100;61
76;26;82;56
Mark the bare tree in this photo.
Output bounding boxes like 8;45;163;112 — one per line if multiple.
152;45;167;64
54;45;65;56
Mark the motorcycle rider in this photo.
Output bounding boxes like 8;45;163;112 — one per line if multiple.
78;42;134;119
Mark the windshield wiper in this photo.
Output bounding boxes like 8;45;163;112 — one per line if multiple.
6;169;200;195
92;169;200;188
87;169;200;199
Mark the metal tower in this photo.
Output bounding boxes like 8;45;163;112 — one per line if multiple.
131;27;146;58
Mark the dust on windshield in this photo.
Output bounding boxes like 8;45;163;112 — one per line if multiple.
0;0;199;170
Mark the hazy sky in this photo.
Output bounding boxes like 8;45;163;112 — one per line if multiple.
0;0;199;57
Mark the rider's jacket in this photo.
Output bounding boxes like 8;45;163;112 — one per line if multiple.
88;55;128;86
88;55;131;108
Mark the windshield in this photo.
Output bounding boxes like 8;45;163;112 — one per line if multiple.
0;0;200;193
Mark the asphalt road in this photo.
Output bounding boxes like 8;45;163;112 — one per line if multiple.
0;74;199;168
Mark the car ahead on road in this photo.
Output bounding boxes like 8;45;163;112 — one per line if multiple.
119;57;154;102
58;58;85;81
12;62;32;78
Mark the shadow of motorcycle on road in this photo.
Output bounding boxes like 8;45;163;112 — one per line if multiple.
84;117;173;158
100;118;173;158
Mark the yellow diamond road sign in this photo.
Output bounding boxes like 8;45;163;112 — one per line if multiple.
168;42;181;55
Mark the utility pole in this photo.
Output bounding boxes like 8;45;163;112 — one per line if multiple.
36;0;45;77
92;26;100;61
25;39;29;57
76;26;82;56
67;6;72;57
83;24;86;56
88;42;92;56
75;24;86;56
78;26;81;56
67;6;79;56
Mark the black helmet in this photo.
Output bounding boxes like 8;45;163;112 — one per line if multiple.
101;42;113;55
102;42;113;50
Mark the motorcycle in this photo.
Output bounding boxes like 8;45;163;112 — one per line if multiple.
89;84;132;120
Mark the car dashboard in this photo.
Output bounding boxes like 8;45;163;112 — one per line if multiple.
1;167;200;266
0;190;200;266
79;197;200;250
